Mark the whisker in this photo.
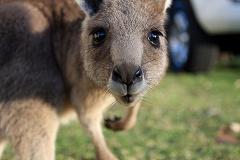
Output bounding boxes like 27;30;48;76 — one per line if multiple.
141;97;153;106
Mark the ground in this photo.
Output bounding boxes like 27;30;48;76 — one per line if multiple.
2;59;240;160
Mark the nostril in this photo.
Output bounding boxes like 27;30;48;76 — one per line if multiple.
112;65;143;85
112;67;122;83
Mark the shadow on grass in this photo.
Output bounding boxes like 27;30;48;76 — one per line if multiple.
81;158;94;160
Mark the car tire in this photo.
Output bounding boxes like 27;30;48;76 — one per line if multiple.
167;0;218;72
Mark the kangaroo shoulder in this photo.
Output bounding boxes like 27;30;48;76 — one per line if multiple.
0;1;49;35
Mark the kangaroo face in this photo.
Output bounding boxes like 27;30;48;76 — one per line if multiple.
79;0;170;105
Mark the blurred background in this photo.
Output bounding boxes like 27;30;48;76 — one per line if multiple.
2;0;240;160
167;0;240;73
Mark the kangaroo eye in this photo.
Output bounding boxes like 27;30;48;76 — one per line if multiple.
148;30;162;48
91;28;106;46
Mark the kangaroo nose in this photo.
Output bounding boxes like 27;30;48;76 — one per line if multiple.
112;63;143;85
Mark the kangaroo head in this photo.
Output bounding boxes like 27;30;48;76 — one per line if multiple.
77;0;171;105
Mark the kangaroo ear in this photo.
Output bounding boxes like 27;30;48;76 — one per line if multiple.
164;0;172;11
156;0;172;12
76;0;103;16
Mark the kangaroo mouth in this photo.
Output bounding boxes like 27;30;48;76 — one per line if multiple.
121;94;136;104
108;77;146;105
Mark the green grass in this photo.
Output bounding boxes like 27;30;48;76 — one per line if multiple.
2;63;240;160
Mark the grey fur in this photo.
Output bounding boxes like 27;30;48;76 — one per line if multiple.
0;0;171;159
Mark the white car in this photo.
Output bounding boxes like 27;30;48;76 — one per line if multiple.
168;0;240;72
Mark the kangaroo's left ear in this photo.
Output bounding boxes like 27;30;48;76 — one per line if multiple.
163;0;172;12
76;0;103;16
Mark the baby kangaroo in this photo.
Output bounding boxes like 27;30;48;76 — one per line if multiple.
0;0;171;159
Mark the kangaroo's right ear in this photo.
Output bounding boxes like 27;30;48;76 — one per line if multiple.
76;0;103;16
